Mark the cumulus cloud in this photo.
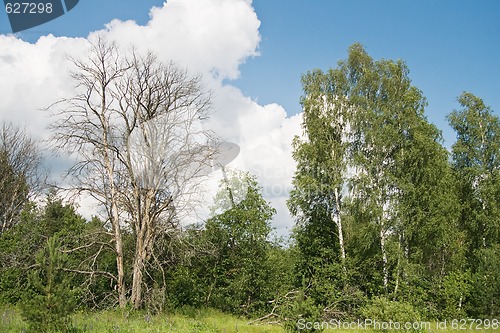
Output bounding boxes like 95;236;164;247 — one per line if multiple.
204;81;302;235
0;35;82;139
0;0;301;236
100;0;260;80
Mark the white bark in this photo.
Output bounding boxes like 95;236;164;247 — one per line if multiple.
380;217;388;293
333;187;346;271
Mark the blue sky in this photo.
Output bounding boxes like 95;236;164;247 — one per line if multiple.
234;0;500;146
1;0;499;147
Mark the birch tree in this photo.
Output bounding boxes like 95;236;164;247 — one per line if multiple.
346;45;458;295
448;92;500;256
288;68;350;281
448;93;500;316
50;37;213;308
290;43;459;301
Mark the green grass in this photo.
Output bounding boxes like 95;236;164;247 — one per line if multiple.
1;305;498;333
0;305;283;333
72;307;283;333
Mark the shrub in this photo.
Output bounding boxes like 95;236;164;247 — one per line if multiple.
437;271;471;319
468;245;500;317
282;291;324;332
360;296;424;332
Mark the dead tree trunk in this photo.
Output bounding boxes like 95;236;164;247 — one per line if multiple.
130;194;156;309
110;198;126;308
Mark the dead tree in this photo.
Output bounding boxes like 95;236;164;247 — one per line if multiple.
49;36;213;309
0;122;45;233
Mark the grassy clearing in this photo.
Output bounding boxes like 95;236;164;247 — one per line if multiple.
1;305;498;333
0;305;283;333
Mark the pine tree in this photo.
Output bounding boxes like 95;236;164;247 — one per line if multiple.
21;236;77;333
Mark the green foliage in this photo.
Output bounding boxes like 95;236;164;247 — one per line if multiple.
290;43;464;319
1;46;499;325
389;262;438;319
0;203;43;304
0;194;116;310
289;65;348;295
437;271;472;319
468;245;500;316
164;170;280;316
448;92;500;262
168;266;204;308
282;291;324;333
202;171;277;315
20;236;78;332
360;297;423;332
344;44;461;300
445;92;500;318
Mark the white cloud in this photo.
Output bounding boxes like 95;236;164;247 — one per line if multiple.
98;0;260;80
0;35;87;139
203;82;303;236
0;0;301;236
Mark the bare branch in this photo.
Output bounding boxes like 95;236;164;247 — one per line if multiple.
0;122;46;233
49;36;215;309
62;268;117;281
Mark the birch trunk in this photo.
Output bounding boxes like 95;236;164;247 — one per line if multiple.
380;217;388;293
333;187;346;272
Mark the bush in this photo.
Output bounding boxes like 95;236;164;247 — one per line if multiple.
468;245;500;317
282;291;324;333
437;271;471;319
360;296;423;332
167;267;204;309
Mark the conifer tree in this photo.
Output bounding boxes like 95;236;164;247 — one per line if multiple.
21;236;77;333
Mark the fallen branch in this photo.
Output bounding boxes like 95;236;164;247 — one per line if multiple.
248;289;301;326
